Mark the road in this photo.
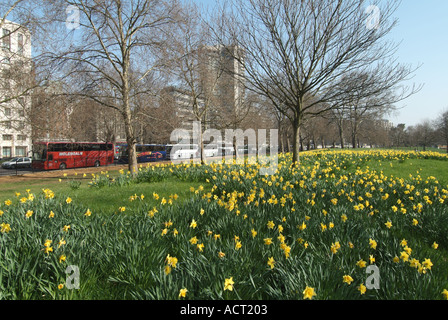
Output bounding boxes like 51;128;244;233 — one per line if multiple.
0;167;35;176
0;161;123;177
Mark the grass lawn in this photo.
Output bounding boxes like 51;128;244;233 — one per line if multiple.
361;158;448;186
0;171;210;215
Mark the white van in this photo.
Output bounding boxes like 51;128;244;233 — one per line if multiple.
166;144;199;160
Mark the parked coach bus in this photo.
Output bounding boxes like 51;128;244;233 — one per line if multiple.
31;142;115;170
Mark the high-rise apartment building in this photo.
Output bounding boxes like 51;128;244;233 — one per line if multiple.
0;19;32;158
200;45;245;128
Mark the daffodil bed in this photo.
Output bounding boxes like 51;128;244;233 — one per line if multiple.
1;149;448;300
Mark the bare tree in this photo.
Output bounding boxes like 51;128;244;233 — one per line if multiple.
413;120;436;151
41;0;181;173
435;109;448;153
389;123;407;148
171;2;250;163
213;0;419;166
331;71;397;148
359;118;391;148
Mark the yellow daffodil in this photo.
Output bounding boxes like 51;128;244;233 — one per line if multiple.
343;275;354;285
303;286;316;300
224;277;234;291
356;259;367;268
358;283;367;295
179;288;188;298
442;289;448;300
422;258;433;270
0;223;11;233
25;210;33;219
369;238;377;250
235;241;242;250
251;229;257;238
267;257;275;269
58;238;66;248
400;251;409;262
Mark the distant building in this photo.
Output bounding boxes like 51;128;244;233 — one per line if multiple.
163;45;246;141
0;19;32;158
200;45;245;128
160;86;205;141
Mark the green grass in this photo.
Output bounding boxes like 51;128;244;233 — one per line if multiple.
361;158;448;186
0;174;210;215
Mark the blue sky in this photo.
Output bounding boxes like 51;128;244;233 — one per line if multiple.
385;0;448;127
196;0;448;128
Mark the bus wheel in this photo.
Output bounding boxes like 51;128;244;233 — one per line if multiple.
94;160;100;167
59;163;66;170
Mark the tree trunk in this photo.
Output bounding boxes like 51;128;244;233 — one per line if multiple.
352;132;357;149
292;118;300;166
338;120;345;149
280;131;285;154
123;108;138;175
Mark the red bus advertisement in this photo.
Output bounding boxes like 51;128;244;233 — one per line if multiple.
31;142;114;170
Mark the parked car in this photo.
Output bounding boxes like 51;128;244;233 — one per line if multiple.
1;157;32;169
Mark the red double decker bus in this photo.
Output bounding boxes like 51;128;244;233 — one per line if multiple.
31;142;115;170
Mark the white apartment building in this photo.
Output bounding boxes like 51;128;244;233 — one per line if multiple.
0;19;32;159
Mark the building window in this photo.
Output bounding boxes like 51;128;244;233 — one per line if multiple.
4;121;12;129
16;146;26;156
2;134;12;141
4;107;11;117
2;147;11;158
2;28;11;50
17;135;27;141
17;33;24;55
